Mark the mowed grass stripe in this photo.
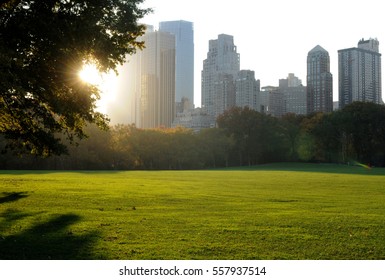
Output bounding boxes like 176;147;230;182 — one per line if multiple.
0;164;385;259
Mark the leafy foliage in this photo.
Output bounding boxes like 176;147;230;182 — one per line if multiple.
2;102;385;169
0;0;150;156
218;107;290;165
336;102;385;165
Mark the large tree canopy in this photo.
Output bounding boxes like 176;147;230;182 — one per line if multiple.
0;0;150;155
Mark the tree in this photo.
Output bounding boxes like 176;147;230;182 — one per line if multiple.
167;127;202;170
337;102;385;166
217;107;287;166
110;124;138;169
0;0;150;156
303;112;342;163
217;107;260;165
198;128;233;168
279;113;304;161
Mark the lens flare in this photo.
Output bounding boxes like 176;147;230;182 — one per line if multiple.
79;63;118;114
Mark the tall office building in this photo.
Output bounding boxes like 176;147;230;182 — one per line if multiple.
306;45;333;114
159;20;194;108
235;70;260;110
114;25;175;128
202;34;240;121
338;38;382;109
279;73;307;115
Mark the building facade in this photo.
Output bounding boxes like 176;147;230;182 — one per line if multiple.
287;73;302;87
235;70;260;111
172;107;215;131
202;34;240;122
259;86;285;118
279;73;307;115
114;26;176;128
338;38;382;109
282;85;307;115
159;20;194;108
306;45;333;114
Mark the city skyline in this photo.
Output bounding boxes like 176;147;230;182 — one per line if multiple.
141;0;384;107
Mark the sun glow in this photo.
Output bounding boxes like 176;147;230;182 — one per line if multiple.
79;64;102;85
79;63;118;114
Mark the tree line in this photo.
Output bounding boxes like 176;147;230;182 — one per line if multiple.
1;101;385;170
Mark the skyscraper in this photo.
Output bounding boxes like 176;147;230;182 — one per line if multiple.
202;34;240;121
115;25;175;128
235;70;260;110
306;45;333;114
338;38;382;109
159;20;194;108
279;73;307;115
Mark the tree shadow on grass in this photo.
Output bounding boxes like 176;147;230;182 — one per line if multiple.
0;192;29;204
0;209;104;259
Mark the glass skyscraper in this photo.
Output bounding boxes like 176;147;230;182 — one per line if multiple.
159;20;194;108
115;25;176;128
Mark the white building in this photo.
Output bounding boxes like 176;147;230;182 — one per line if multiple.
172;107;215;132
112;26;176;128
202;34;240;123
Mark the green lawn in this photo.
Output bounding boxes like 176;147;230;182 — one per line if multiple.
1;163;385;260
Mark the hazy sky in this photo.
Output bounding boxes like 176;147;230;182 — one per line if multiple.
140;0;384;106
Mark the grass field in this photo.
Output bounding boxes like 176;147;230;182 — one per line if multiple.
1;163;385;260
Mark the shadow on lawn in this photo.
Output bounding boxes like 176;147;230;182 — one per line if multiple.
0;192;29;204
0;209;104;260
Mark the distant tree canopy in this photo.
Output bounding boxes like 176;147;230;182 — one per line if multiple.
3;102;385;170
217;102;385;167
0;0;150;156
